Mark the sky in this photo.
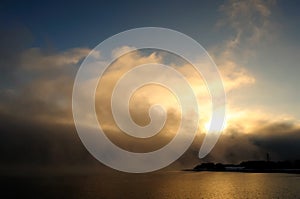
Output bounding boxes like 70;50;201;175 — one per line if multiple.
1;0;300;172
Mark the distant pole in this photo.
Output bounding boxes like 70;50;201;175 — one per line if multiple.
266;153;270;162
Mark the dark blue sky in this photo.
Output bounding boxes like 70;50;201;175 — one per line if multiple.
1;0;226;49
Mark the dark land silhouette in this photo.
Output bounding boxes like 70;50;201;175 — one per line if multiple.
190;160;300;174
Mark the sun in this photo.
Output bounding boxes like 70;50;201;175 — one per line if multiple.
204;118;228;133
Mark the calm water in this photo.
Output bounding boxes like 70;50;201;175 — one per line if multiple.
1;171;300;198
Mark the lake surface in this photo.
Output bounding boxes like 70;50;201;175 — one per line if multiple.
1;171;300;198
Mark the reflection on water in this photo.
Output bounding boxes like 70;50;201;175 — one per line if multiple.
1;171;300;198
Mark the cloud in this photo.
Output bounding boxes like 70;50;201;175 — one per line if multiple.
0;44;248;168
21;47;91;71
210;0;278;92
111;46;137;59
0;1;299;171
217;0;276;46
0;46;90;126
209;0;293;131
219;60;256;92
0;44;101;170
1;39;299;169
182;0;300;165
200;120;300;164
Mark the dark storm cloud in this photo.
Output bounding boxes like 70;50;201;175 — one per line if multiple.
193;122;300;165
249;122;300;160
0;112;97;167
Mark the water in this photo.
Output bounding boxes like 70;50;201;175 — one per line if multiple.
1;171;300;198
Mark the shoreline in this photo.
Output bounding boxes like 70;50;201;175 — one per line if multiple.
183;168;300;174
